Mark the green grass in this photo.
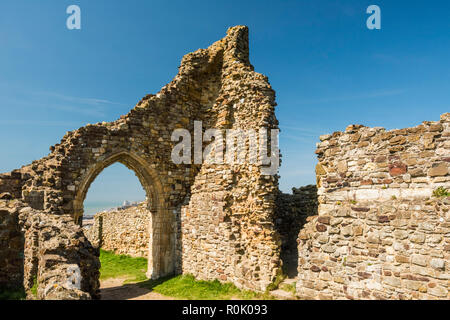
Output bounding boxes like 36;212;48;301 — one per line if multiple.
137;275;272;300
99;250;273;300
279;283;296;295
266;269;285;291
30;276;38;297
99;249;148;282
0;287;26;300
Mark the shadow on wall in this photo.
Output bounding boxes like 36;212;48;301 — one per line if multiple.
0;202;25;296
275;185;318;278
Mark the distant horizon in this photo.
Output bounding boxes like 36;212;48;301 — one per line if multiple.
83;200;145;217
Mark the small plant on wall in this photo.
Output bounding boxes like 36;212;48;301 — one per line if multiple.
433;187;450;198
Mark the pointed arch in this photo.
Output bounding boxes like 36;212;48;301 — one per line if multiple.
72;150;175;279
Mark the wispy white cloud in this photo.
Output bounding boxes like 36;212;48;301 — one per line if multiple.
1;89;127;118
280;133;318;143
3;97;106;117
279;125;323;136
0;120;82;127
296;89;407;105
35;91;126;107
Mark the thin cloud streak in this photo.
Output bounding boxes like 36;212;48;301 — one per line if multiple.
295;89;407;105
0;120;83;127
279;125;324;136
3;97;107;117
34;91;127;107
280;133;318;143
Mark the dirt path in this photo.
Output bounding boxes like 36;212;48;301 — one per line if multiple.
100;278;174;300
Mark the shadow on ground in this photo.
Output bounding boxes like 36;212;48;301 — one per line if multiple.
100;276;175;300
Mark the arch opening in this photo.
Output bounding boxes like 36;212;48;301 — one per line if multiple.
73;151;175;280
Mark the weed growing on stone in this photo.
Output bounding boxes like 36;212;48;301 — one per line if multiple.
279;283;296;294
30;276;38;297
433;187;450;198
266;270;285;291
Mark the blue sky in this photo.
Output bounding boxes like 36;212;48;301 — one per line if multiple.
1;1;449;215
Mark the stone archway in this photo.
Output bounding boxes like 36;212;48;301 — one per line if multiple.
73;151;175;279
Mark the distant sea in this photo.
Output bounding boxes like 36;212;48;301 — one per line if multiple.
83;200;144;216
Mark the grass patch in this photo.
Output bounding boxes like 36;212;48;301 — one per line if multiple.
0;287;26;300
99;250;272;300
137;275;272;300
266;269;285;291
30;276;38;297
99;249;147;282
279;283;296;294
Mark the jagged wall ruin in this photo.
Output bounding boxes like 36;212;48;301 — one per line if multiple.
0;199;100;299
297;113;450;300
0;26;281;298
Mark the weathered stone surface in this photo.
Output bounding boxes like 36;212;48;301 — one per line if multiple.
84;202;150;258
274;185;318;276
0;200;100;300
297;113;450;300
428;163;448;177
389;163;407;177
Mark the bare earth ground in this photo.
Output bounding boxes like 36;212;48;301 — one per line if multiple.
100;278;174;300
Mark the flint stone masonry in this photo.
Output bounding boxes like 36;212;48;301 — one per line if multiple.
297;113;450;300
0;199;99;299
84;202;150;258
0;26;281;298
275;185;318;276
0;200;24;290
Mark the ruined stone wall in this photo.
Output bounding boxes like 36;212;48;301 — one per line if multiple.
0;26;281;296
0;199;100;300
275;185;318;275
0;171;24;200
85;203;150;258
0;200;25;290
179;27;280;291
297;113;450;300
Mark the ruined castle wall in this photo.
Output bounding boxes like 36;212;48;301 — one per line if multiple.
30;212;100;300
297;113;450;300
0;171;24;200
0;200;25;290
0;26;281;296
179;27;281;291
275;185;318;256
275;185;318;274
84;203;150;258
0;199;100;300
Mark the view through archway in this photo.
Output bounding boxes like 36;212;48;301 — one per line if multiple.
83;162;147;217
82;161;150;267
81;162;153;298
